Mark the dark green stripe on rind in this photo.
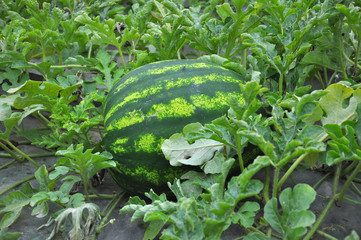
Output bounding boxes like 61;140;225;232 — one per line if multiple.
104;59;246;193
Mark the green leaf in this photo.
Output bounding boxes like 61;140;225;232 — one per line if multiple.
49;166;70;180
0;68;26;92
0;228;22;240
238;130;277;161
143;220;165;240
31;201;49;218
202;152;225;174
35;165;49;192
59;175;81;196
56;145;115;184
0;52;26;68
225;156;270;204
7;80;81;110
232;201;260;228
0;191;30;228
216;3;235;22
344;230;360;240
324;122;361;165
335;4;361;37
0;104;21;140
264;184;316;239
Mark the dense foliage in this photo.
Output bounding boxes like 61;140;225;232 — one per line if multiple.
0;0;361;239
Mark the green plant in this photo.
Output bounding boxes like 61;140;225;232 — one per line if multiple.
56;144;116;201
1;0;361;239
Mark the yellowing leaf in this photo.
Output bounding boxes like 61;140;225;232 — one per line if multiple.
319;83;361;125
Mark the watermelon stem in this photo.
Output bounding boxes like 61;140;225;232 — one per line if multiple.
0;166;56;197
96;192;124;234
272;167;280;198
0;159;16;170
235;135;245;171
4;140;40;168
88;182;118;199
83;180;91;202
117;46;127;71
0;141;24;163
263;166;271;203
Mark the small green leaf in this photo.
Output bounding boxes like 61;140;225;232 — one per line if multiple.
232;201;260;228
0;104;21;141
49;166;70;180
344;230;360;240
35;165;49;192
31;201;49;218
143;220;165;240
216;3;235;22
0;191;30;228
0;228;22;240
264;184;316;239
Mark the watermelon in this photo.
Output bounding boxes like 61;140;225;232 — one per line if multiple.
103;59;246;193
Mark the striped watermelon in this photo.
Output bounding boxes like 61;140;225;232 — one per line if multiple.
103;59;246;193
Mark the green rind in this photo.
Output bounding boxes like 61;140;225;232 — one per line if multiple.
104;59;246;193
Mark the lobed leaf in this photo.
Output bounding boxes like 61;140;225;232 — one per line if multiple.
319;84;361;125
162;131;224;167
264;184;316;239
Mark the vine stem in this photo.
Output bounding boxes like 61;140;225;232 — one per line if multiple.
88;182;118;199
0;152;55;158
305;161;360;240
313;172;332;190
51;64;89;69
263;166;270;203
304;196;335;240
316;230;338;240
96;192;124;233
0;159;16;170
272;167;280;198
354;37;360;70
342;50;361;70
236;135;244;171
117;45;127;71
279;73;284;96
83;180;91;202
0;166;55;196
0;141;24;162
351;181;361;197
277;128;332;191
5;140;40;168
341;160;359;176
338;161;361;202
